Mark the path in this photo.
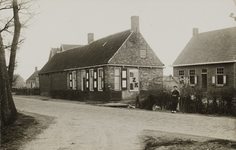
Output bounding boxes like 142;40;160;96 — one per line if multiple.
13;96;236;150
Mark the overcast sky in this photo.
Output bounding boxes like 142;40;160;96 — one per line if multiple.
7;0;236;80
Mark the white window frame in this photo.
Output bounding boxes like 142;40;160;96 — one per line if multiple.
114;68;121;91
216;68;224;86
89;69;94;91
72;71;77;90
189;70;196;85
98;68;104;91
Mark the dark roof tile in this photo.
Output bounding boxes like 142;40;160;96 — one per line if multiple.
39;30;132;74
173;27;236;66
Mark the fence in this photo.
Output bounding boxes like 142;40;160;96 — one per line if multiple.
13;88;40;95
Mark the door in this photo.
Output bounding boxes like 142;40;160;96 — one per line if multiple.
202;74;207;91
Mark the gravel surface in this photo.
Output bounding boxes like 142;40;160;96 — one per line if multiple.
13;96;236;150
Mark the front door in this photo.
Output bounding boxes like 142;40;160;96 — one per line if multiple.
202;74;207;91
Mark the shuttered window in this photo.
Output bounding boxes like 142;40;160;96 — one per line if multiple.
114;68;120;90
121;69;127;90
98;68;104;91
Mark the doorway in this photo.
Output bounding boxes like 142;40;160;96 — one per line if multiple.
202;74;207;90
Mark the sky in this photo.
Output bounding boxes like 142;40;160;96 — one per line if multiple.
4;0;236;81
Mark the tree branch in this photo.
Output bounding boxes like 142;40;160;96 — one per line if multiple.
0;17;14;33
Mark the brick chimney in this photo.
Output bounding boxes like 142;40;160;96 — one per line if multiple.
131;16;139;33
88;33;94;44
193;28;199;36
35;66;37;71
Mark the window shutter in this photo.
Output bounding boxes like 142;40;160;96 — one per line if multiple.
194;75;197;85
94;69;98;91
121;69;127;90
223;75;227;86
86;70;89;90
102;68;105;91
72;71;77;90
212;76;216;85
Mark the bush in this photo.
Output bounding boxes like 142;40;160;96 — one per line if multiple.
141;84;236;117
50;90;84;101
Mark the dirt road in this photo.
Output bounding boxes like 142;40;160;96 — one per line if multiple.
13;96;236;150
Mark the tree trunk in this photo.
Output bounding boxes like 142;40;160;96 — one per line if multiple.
8;0;21;88
0;33;17;126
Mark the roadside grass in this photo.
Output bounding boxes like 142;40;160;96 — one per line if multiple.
143;135;236;150
1;112;54;150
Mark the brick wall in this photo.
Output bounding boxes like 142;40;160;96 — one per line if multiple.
234;62;236;89
39;72;67;95
39;74;51;95
173;63;235;90
109;32;162;66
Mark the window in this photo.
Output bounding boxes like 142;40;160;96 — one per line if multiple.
121;69;127;89
179;70;184;76
98;68;104;91
86;71;89;89
202;69;207;74
93;69;97;90
114;68;120;90
189;70;197;85
69;73;72;89
89;69;94;91
72;71;76;90
216;68;226;85
179;70;184;84
129;69;139;91
140;50;146;58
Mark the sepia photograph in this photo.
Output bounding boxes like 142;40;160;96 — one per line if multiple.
1;0;236;149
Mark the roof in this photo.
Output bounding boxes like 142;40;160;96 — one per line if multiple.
163;75;179;83
61;44;84;51
173;26;236;66
39;30;132;74
26;70;40;81
49;48;59;60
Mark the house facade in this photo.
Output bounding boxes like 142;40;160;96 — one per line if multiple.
26;67;40;88
12;74;25;88
172;27;236;91
39;16;164;100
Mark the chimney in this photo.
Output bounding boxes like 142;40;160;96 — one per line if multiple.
131;16;139;33
88;33;94;44
35;67;37;71
193;28;199;36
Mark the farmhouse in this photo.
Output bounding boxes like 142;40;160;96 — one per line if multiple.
39;16;164;100
172;27;236;91
26;67;40;88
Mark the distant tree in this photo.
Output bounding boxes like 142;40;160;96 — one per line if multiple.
0;0;36;126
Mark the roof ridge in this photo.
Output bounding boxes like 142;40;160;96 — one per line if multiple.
196;26;236;35
87;29;131;45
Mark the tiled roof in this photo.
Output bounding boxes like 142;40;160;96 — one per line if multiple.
48;48;59;60
61;44;84;51
39;30;132;74
26;70;39;81
173;26;236;66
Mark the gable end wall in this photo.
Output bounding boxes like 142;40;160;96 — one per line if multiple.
109;32;162;66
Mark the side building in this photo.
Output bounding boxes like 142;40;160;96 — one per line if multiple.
39;16;164;100
172;27;236;91
26;67;40;88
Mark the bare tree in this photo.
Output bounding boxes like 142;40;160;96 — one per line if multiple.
0;0;36;126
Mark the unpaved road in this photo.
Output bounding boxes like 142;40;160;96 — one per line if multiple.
14;96;236;150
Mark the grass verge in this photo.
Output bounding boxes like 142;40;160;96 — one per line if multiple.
1;111;54;150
